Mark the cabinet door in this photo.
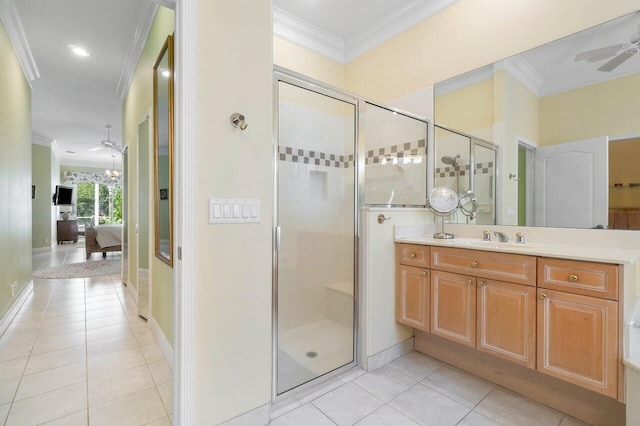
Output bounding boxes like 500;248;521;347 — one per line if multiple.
396;265;429;331
431;270;476;347
477;279;536;369
537;289;618;398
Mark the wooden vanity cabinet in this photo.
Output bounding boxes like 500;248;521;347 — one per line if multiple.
395;245;430;331
429;272;536;367
477;279;537;369
396;243;622;399
431;270;476;347
537;258;620;398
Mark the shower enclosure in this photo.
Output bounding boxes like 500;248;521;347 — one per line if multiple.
274;74;357;396
434;125;498;225
273;69;429;397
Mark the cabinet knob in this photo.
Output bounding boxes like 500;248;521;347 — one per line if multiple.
410;253;416;258
465;279;472;285
568;274;578;282
422;271;427;277
539;293;548;299
471;261;478;268
478;281;485;287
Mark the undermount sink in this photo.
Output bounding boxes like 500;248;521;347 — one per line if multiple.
447;238;533;250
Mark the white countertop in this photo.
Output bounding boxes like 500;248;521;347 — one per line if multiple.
395;234;640;264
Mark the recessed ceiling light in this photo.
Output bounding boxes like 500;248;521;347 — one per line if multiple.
66;150;75;154
69;45;90;57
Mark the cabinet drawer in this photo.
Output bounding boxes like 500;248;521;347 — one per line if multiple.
397;244;430;268
431;247;536;286
538;258;619;300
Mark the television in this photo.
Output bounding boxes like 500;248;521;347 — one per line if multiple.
53;185;73;205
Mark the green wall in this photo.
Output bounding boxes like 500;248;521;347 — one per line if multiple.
123;7;175;344
517;146;527;226
0;21;32;318
139;120;150;270
32;145;53;248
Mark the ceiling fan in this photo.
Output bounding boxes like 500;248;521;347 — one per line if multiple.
88;124;123;153
574;24;640;72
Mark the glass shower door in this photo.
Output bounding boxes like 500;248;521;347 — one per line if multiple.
275;80;356;395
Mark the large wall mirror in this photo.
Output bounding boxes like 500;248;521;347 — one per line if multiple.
153;35;174;266
434;11;640;230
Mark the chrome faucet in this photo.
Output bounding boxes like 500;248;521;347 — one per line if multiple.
493;231;509;242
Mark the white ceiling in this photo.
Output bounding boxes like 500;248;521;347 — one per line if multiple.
15;0;147;168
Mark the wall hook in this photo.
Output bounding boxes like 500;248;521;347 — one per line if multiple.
509;173;519;181
377;214;392;224
230;113;248;130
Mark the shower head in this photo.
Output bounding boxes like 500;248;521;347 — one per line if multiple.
441;155;460;168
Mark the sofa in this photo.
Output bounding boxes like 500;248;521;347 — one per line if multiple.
85;225;122;259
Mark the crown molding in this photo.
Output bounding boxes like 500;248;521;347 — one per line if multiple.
50;140;63;163
273;0;459;64
0;0;39;86
538;66;640;97
434;64;493;96
273;6;345;63
32;133;53;147
345;0;460;62
494;56;543;96
116;0;159;99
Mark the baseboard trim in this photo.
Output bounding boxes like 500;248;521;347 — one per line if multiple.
149;315;174;369
32;246;52;254
366;337;414;371
0;280;33;336
126;279;138;304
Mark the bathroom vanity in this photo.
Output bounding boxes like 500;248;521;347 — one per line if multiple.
394;225;640;425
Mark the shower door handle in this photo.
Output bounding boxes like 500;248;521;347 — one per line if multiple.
275;226;281;250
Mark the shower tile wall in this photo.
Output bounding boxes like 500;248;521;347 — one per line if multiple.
277;99;354;334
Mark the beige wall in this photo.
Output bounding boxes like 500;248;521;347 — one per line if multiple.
436;78;494;135
345;0;639;103
0;21;32;318
122;7;174;340
539;73;640;146
274;36;345;88
32;145;53;248
194;1;273;423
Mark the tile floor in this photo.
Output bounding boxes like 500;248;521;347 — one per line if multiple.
267;352;590;425
5;242;591;425
0;241;173;425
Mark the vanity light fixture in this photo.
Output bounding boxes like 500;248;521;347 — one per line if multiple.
69;45;90;57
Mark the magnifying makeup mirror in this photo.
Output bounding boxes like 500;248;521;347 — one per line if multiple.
428;186;459;239
458;189;478;220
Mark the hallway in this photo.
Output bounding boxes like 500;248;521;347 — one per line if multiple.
0;243;173;425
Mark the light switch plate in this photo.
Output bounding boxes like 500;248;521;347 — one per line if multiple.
209;198;260;224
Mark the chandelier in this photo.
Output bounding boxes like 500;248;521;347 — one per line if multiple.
105;154;120;180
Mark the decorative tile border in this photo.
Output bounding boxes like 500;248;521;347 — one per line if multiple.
278;146;352;168
277;138;427;169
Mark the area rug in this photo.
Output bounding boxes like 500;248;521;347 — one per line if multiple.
33;260;121;279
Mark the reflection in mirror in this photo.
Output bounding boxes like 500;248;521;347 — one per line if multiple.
153;35;174;266
435;126;497;225
363;103;429;206
434;11;640;230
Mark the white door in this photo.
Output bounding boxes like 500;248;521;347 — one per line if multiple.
534;137;608;228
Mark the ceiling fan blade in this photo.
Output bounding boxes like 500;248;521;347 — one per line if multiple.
574;44;624;62
88;146;104;152
598;49;637;71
